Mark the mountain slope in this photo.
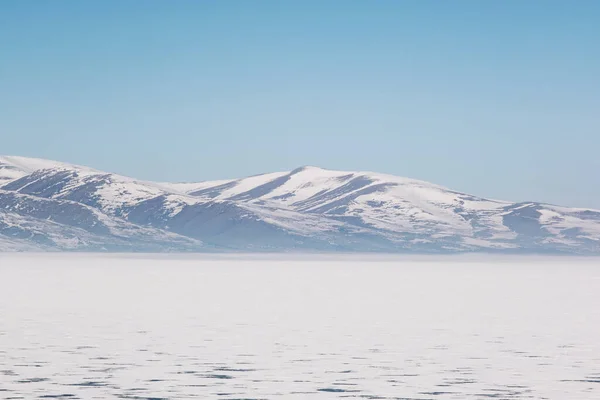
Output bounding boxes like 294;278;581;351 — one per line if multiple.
0;188;203;252
182;166;508;236
0;156;599;254
176;166;600;252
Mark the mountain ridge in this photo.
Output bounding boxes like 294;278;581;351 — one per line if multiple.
1;155;599;254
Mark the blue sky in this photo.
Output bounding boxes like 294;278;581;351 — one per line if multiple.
1;1;599;207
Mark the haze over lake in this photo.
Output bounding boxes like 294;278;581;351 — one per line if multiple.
1;254;599;399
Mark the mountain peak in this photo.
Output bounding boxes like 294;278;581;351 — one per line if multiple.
291;165;325;174
0;155;97;175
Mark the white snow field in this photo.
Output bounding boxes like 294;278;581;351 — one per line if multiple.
1;254;599;399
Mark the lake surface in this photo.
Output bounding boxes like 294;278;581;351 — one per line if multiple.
1;254;599;399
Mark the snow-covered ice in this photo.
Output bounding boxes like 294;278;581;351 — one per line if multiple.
0;254;599;399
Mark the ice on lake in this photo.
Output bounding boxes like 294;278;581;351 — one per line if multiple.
1;254;599;399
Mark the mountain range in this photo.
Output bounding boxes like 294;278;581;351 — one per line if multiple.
1;155;599;254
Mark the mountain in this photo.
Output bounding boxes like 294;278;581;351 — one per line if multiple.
1;155;599;254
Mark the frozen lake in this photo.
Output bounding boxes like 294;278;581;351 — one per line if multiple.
1;254;599;399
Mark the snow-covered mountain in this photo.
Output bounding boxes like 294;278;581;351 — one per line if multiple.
1;155;599;253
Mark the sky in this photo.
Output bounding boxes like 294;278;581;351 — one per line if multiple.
1;1;599;208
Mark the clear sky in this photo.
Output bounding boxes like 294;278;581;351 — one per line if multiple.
1;1;599;207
